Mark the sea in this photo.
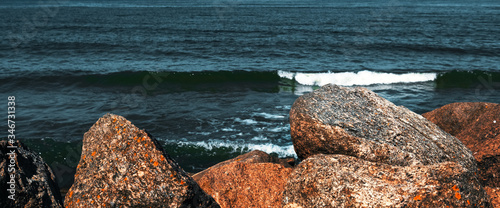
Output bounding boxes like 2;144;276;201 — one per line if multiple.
1;0;499;190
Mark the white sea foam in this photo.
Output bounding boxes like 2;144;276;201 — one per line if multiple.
252;112;285;119
278;70;436;86
221;128;237;132
251;135;269;141
234;118;259;125
169;139;297;158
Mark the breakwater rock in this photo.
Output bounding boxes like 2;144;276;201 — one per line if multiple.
423;102;500;187
64;114;219;207
423;102;500;207
0;140;63;208
286;84;491;207
194;150;292;208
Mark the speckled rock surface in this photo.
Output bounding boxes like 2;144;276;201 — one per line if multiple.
192;150;292;181
290;84;476;169
283;154;492;208
0;140;63;208
485;187;500;208
64;114;219;208
422;102;500;207
287;85;492;207
423;102;500;186
194;150;292;208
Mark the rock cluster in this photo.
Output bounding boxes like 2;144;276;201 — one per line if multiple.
423;102;500;207
193;150;292;208
423;102;500;186
286;84;492;207
0;140;63;208
64;114;219;207
4;86;497;208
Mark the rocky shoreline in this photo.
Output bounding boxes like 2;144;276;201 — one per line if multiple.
1;84;498;207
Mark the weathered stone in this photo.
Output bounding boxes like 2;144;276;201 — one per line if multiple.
485;187;500;208
290;84;476;169
423;102;500;187
194;150;292;208
0;140;63;208
192;150;292;181
423;102;500;207
286;85;492;207
283;154;492;208
64;113;219;207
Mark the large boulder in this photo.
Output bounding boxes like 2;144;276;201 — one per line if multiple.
64;114;219;207
422;102;500;187
290;84;475;168
286;84;492;207
194;150;292;208
0;140;63;208
283;154;491;207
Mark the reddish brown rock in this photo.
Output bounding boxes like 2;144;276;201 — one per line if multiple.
290;84;476;169
0;140;63;208
283;154;492;208
194;150;292;208
423;102;500;186
192;150;292;181
485;187;500;208
64;114;219;208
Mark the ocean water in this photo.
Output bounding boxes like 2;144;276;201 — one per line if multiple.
1;0;499;189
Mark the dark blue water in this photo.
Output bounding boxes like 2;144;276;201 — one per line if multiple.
1;0;499;188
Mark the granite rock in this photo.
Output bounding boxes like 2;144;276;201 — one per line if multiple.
286;85;492;207
0;140;63;208
64;113;219;207
192;150;292;181
423;102;500;187
290;84;476;169
194;150;292;208
283;154;491;208
485;187;500;208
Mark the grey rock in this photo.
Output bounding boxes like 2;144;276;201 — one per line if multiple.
290;84;475;169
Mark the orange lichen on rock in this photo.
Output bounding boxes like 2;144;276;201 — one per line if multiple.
64;114;219;207
414;195;422;201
